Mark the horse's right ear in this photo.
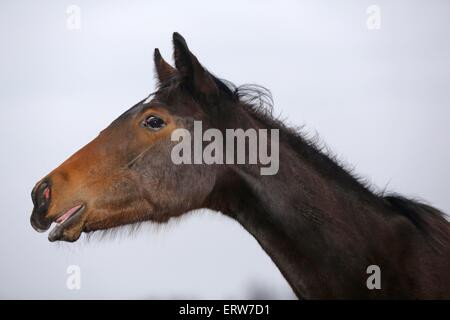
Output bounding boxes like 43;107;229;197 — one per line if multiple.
154;48;177;85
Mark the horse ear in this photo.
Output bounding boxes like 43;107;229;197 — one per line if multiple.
154;48;177;84
172;32;218;97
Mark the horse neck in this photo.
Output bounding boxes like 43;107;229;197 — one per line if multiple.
205;114;403;299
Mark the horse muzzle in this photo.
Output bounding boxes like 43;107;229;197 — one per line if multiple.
30;178;86;242
30;180;52;232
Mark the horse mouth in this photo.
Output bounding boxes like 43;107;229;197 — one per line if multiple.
48;204;85;242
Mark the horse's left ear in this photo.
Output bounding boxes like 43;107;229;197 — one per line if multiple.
154;48;177;85
172;32;219;97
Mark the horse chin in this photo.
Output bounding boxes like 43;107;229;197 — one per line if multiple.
49;228;83;242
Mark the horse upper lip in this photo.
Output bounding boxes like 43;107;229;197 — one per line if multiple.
30;216;51;233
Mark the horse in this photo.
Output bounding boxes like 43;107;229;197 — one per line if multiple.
30;33;450;299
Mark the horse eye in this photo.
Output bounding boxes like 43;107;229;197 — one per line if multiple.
142;115;166;130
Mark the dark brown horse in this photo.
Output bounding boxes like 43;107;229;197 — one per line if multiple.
30;33;450;299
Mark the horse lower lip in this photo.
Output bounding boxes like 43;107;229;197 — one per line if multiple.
48;205;84;242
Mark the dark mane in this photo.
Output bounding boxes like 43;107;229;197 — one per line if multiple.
383;195;449;248
154;74;449;237
216;77;381;198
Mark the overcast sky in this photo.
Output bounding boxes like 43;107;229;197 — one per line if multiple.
0;0;449;299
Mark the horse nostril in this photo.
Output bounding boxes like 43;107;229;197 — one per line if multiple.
32;180;51;209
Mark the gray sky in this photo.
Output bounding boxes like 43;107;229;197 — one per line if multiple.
0;0;449;299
